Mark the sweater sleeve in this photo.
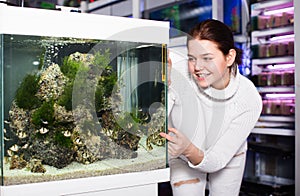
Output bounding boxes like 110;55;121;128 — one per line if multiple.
188;92;262;173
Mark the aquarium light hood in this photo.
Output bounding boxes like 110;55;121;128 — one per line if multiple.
0;4;169;44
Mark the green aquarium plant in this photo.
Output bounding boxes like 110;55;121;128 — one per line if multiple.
60;56;83;80
15;74;41;110
58;56;86;111
38;49;45;70
93;50;111;71
93;50;118;112
31;99;55;127
53;131;73;148
58;82;73;111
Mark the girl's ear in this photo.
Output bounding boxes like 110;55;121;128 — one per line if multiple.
226;49;236;67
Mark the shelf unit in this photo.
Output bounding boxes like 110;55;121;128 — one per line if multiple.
295;0;300;194
241;0;296;195
251;26;294;38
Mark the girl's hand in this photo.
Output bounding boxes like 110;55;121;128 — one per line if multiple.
160;128;192;158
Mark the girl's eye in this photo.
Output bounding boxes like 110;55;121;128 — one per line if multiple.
188;57;196;62
203;57;212;61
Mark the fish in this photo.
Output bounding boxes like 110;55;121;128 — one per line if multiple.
39;127;49;134
17;131;28;139
9;144;19;152
63;130;71;137
41;120;49;125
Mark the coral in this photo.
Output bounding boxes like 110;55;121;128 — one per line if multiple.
53;103;74;123
9;155;27;170
144;105;166;150
100;110;141;151
27;138;75;168
36;63;68;102
28;159;46;173
8;101;31;141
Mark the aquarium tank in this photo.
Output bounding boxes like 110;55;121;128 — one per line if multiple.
0;5;169;186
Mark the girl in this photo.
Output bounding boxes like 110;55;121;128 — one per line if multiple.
160;19;262;195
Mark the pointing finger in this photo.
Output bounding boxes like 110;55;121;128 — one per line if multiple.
159;132;175;143
168;127;178;134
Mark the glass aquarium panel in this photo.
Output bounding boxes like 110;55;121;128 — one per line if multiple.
1;34;167;185
0;34;3;185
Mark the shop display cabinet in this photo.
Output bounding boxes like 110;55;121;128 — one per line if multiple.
241;0;296;195
0;4;169;196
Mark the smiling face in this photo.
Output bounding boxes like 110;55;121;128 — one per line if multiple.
187;39;236;90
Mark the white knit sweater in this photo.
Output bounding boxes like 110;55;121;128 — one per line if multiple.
168;68;262;173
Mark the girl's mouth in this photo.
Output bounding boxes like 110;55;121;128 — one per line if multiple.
195;72;211;79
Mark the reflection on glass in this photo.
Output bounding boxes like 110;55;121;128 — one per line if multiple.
148;0;212;37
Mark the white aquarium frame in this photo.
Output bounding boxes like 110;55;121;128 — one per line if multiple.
0;169;170;196
0;4;170;196
0;4;169;43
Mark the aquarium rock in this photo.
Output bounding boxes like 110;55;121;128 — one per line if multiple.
6;52;143;172
36;63;68;102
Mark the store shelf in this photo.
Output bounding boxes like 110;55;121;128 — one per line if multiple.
251;0;293;11
252;26;294;38
252;128;294;136
248;141;294;155
259;115;295;122
255;121;294;129
257;86;294;93
241;177;295;195
248;0;296;193
252;56;294;65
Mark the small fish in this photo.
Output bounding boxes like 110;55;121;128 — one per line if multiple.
127;123;133;129
82;152;89;160
43;140;50;144
4;120;10;124
74;137;83;145
7;149;13;156
39;127;49;134
41;120;49;125
9;144;19;152
22;143;29;149
4;136;11;141
17;131;28;139
63;131;71;137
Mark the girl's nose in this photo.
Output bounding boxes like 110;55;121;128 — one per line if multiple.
194;61;204;71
